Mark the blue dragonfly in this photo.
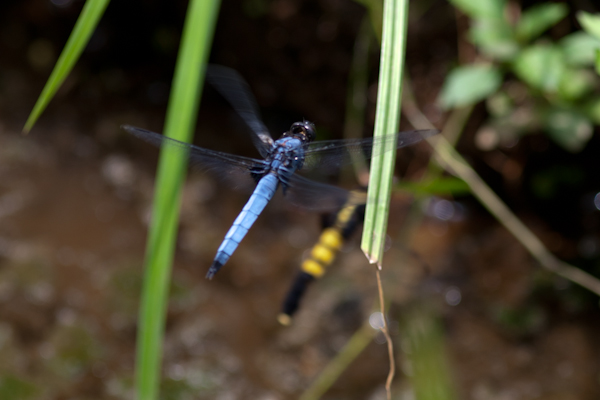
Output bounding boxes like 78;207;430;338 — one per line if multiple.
123;66;437;279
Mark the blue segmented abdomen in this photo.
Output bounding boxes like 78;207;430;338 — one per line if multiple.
206;173;279;279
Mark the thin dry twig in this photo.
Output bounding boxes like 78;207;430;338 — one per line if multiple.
375;268;395;400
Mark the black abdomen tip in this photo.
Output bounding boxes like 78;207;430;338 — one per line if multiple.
206;261;223;280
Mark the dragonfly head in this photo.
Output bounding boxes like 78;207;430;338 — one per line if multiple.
285;121;316;143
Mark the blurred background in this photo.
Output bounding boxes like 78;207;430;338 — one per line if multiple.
1;0;600;399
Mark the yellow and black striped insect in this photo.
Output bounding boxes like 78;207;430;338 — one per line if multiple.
278;191;367;325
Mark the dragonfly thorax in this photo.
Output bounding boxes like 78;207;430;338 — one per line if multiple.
268;137;307;170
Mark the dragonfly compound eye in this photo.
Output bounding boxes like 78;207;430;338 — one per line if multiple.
303;122;316;142
290;121;316;142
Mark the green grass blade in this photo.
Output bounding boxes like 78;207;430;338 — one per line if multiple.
134;1;220;399
361;0;409;266
401;305;457;400
23;0;110;133
353;0;384;42
299;321;376;400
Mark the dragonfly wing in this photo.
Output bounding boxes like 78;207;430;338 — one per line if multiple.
302;129;438;171
207;65;274;158
285;174;353;212
123;125;266;190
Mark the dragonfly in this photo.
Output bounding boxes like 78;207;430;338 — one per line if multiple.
123;65;437;280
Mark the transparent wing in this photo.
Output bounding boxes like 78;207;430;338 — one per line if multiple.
284;174;354;212
302;129;438;170
123;125;266;188
206;65;274;158
124;125;437;211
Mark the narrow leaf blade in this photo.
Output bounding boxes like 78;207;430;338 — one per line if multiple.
361;0;409;266
23;0;110;133
134;1;221;399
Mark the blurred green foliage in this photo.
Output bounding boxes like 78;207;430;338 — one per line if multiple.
396;176;471;196
440;0;600;152
48;325;103;378
492;303;547;337
0;376;38;400
400;306;457;400
160;378;196;400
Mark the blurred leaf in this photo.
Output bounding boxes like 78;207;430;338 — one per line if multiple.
595;49;600;75
558;68;595;101
515;3;568;42
23;0;110;133
583;96;600;124
486;90;513;117
513;43;564;92
396;176;471;196
0;376;38;400
559;31;600;66
448;0;506;20
577;11;600;40
439;64;503;109
470;18;518;60
543;108;593;152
